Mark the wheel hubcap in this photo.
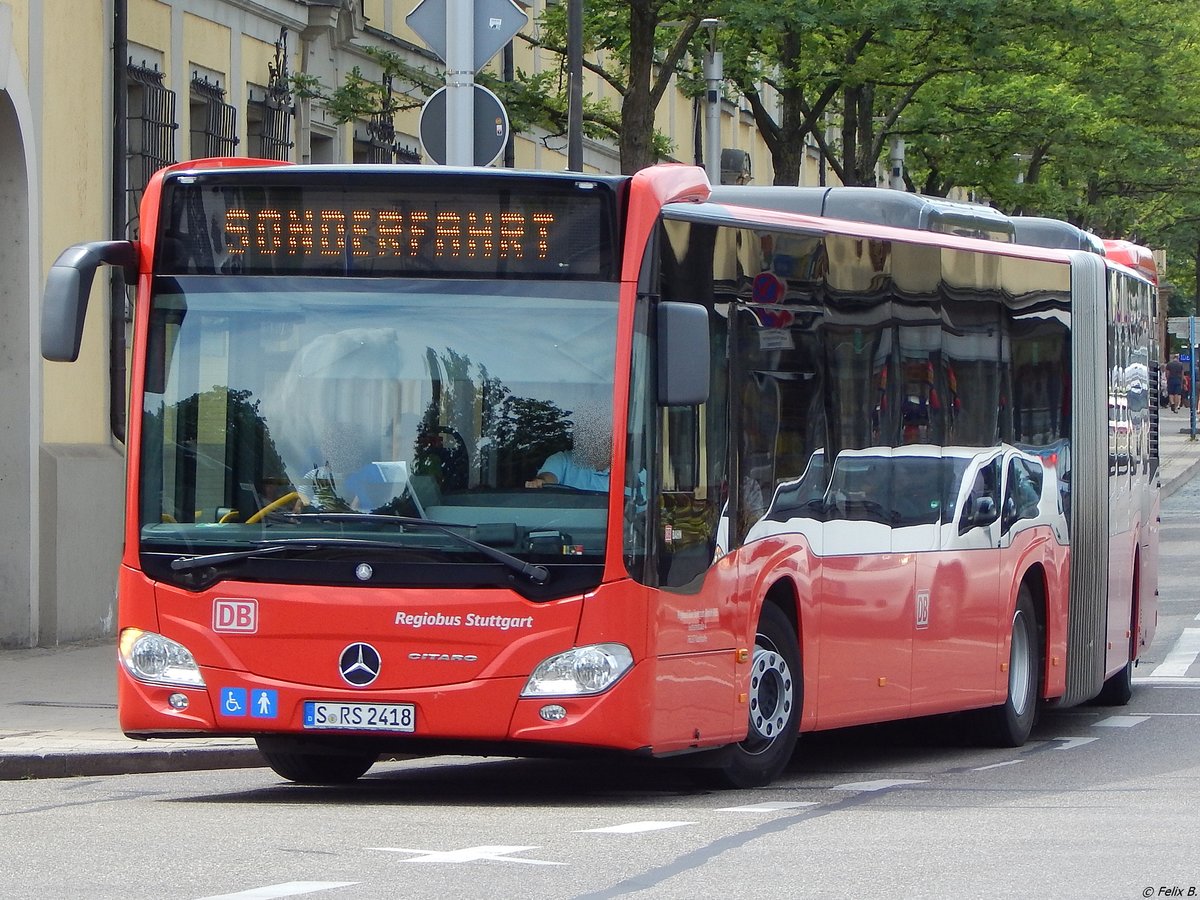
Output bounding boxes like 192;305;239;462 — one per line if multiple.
748;644;794;744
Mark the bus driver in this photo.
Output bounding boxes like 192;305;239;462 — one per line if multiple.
525;417;612;492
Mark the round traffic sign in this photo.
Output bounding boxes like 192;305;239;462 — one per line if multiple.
419;85;510;167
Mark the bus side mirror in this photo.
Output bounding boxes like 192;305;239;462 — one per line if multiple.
42;241;137;362
959;495;998;535
657;301;710;406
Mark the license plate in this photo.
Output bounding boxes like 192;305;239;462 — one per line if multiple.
303;701;416;732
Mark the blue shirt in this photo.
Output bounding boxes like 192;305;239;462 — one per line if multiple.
539;451;610;492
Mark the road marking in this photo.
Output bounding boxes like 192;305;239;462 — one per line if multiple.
718;801;818;812
972;760;1023;771
1051;737;1099;750
831;779;927;792
1138;711;1200;716
1092;715;1150;727
1133;676;1200;685
196;883;358;900
579;821;694;834
370;845;564;866
1149;628;1200;677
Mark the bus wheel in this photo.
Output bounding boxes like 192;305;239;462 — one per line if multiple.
1093;581;1136;706
978;586;1039;747
1099;667;1132;710
705;603;802;789
256;739;377;784
1094;656;1134;706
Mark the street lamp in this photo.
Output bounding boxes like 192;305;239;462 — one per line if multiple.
701;18;722;185
888;136;905;190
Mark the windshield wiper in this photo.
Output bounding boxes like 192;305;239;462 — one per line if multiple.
168;537;420;573
285;512;551;585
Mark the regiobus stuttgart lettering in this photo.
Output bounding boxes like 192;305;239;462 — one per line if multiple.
394;611;535;631
223;206;556;262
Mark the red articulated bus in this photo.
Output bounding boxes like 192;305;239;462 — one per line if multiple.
1102;239;1159;286
43;161;1158;787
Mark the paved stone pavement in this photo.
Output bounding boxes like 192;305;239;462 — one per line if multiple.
3;409;1199;780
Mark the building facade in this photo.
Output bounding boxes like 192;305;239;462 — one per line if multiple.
0;0;827;647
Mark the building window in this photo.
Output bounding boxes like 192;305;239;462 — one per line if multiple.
246;27;295;162
353;123;396;164
190;75;239;160
126;62;177;238
247;93;293;161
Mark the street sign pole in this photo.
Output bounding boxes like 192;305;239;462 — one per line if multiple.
445;0;475;166
408;0;526;166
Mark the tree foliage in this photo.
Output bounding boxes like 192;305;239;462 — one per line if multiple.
311;2;1200;301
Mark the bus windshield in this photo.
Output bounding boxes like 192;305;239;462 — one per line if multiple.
139;275;618;572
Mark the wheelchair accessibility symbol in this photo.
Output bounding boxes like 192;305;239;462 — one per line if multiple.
219;687;278;719
220;687;248;717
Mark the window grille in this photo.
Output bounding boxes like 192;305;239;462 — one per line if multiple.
248;95;293;161
247;28;294;161
126;62;177;238
350;73;419;164
190;75;239;159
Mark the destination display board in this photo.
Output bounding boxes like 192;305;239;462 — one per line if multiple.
155;169;621;280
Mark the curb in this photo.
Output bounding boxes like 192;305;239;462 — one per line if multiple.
1163;454;1200;499
0;746;265;781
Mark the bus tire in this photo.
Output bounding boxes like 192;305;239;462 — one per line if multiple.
977;585;1039;747
1093;575;1137;707
1093;659;1134;706
256;739;377;784
704;603;801;789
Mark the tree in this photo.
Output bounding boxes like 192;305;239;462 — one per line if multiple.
534;0;709;172
896;0;1200;298
720;0;1083;186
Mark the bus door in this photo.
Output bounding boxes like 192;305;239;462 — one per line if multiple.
912;449;1004;714
642;302;742;750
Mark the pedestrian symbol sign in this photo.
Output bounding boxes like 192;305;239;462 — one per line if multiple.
251;689;278;719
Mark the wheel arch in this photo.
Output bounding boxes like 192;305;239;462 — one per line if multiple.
1018;563;1049;701
758;576;808;728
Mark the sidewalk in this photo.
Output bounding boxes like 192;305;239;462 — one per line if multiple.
4;416;1200;781
0;641;264;780
1158;403;1200;496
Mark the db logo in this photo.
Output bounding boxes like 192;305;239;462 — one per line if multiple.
213;599;258;633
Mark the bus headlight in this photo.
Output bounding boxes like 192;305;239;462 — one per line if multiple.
119;628;206;688
521;644;634;697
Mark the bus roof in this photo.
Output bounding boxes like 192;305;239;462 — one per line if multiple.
1102;239;1158;284
708;185;1016;242
1010;216;1106;255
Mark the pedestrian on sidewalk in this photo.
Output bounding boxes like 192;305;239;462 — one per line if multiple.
1167;353;1184;412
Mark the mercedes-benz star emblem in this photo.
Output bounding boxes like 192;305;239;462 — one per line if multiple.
338;642;382;687
355;563;373;582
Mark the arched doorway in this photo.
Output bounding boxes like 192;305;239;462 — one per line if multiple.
0;71;37;646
